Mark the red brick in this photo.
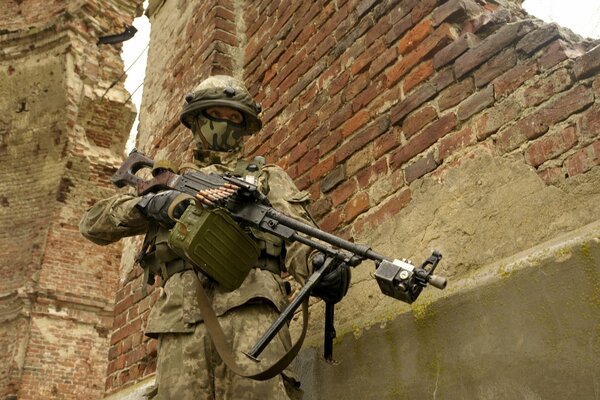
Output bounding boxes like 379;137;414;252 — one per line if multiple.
433;32;480;69
493;59;538;98
374;127;402;158
474;48;517;88
432;0;483;27
352;80;381;112
457;85;494;121
369;46;398;79
565;140;600;177
320;209;343;232
340;110;371;138
403;60;434;94
525;126;578;168
386;23;456;87
331;179;358;206
438;126;477;161
403;106;438;138
578;104;600;140
309;155;336;181
335;121;383;163
391;113;457;169
438;78;475;111
320;130;342;157
343;74;370;102
398;19;433;55
473;100;521;141
344;192;370;222
455;20;532;78
411;0;437;23
296;148;319;176
354;188;412;234
521;68;573;108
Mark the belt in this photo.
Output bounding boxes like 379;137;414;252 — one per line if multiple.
161;256;282;284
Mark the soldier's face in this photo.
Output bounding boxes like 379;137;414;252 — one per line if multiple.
192;106;246;152
205;106;244;125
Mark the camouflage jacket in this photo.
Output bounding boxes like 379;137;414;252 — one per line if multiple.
80;151;315;337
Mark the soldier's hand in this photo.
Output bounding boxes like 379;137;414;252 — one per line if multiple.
136;190;194;227
311;253;351;304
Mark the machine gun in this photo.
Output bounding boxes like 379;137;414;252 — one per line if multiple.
112;149;447;366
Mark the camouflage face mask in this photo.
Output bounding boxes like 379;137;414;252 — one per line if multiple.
192;113;246;152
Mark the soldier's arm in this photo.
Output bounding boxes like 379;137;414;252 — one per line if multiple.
79;194;149;245
261;165;319;284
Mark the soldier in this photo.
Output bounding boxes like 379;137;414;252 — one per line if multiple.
80;75;350;399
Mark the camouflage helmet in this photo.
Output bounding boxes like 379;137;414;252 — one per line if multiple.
180;75;262;134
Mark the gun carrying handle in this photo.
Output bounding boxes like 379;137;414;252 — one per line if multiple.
111;149;154;189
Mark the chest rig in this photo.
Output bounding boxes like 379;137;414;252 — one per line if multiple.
138;157;285;292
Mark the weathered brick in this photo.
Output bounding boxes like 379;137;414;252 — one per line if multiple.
474;48;516;88
403;106;438;138
374;127;402;158
354;188;412;234
520;68;574;108
411;0;437;23
404;60;435;93
398;19;433;55
331;179;358;206
404;151;438;183
455;20;533;78
574;44;600;79
539;39;585;71
344;192;370;222
457;85;495;121
322;165;346;193
438;125;477;161
493;59;539;98
495;85;592;153
565;140;600;177
309;155;336;181
369;46;398;79
578;103;600;140
391;113;457;168
340;110;371;138
516;23;561;55
433;32;480;70
385;13;413;46
390;83;436;125
537;167;563;185
320;208;343;232
525;125;578;167
432;0;483;27
438;77;475;111
335;119;387;162
473;100;521;141
386;23;457;87
308;197;333;219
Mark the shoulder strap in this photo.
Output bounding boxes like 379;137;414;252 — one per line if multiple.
194;276;309;381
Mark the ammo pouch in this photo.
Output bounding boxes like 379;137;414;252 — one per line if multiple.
168;205;260;291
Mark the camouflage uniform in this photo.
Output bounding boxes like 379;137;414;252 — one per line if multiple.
80;77;315;399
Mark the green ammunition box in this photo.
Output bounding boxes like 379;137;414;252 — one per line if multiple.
168;205;260;291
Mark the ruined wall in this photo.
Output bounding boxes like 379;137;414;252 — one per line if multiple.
0;0;141;398
104;0;600;397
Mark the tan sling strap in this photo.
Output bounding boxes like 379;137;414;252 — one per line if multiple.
194;277;309;381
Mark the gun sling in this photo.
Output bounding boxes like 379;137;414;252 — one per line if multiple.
193;274;309;381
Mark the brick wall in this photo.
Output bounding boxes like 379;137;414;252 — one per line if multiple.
99;0;600;396
0;1;141;398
